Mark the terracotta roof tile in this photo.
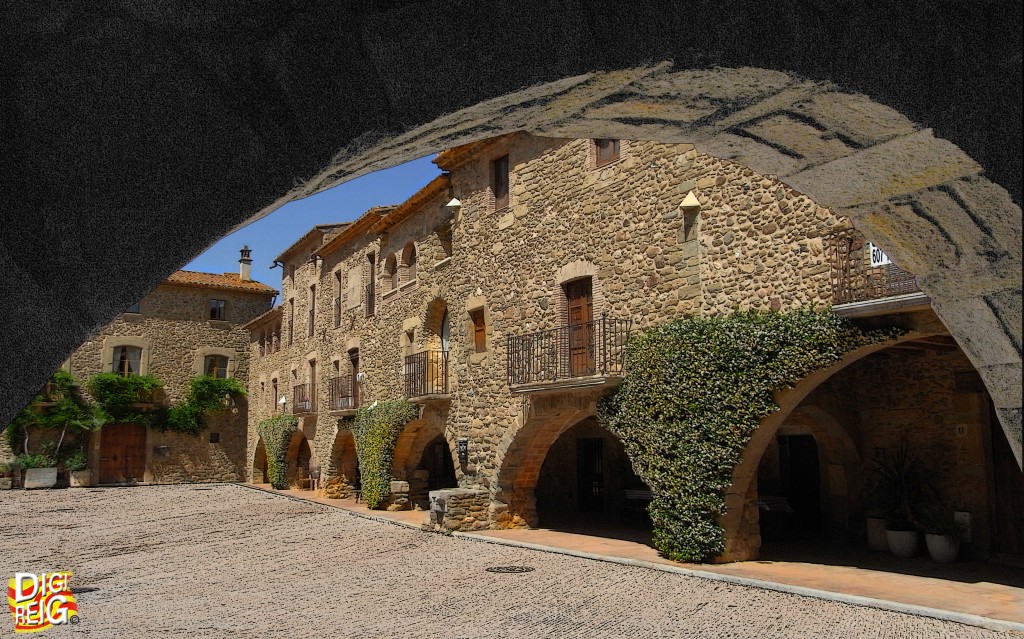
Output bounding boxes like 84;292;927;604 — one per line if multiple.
165;270;278;295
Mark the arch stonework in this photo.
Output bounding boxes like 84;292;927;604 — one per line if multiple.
719;328;950;562
3;7;1020;466
494;390;603;525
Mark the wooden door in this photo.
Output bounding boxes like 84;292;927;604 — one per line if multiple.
349;351;360;407
565;278;594;376
576;437;604;512
99;423;147;484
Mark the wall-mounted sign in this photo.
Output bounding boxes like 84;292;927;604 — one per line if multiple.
868;242;892;267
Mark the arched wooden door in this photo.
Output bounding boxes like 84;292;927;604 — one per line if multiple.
99;423;147;484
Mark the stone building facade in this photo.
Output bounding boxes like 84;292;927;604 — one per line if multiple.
246;133;1020;562
3;255;276;485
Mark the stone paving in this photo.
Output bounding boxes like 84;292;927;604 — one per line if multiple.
0;484;1015;638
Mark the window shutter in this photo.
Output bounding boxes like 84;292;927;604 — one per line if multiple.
346;264;362;310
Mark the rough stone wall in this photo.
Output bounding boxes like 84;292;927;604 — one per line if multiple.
246;133;859;519
62;282;273;483
801;346;995;551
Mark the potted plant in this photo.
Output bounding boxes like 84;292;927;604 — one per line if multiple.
19;453;58;489
871;445;934;558
65;449;91;488
0;463;12;490
921;508;963;563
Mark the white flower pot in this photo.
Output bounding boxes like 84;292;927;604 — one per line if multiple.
69;470;92;488
925;533;960;563
866;517;889;552
24;467;58;489
885;529;919;558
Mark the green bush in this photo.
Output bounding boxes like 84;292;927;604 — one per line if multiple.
162;376;246;435
256;414;299;489
351;401;420;509
17;453;56;469
64;448;88;472
598;308;901;562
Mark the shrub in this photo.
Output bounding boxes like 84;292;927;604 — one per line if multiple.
598;308;901;562
351;401;419;509
256;414;299;489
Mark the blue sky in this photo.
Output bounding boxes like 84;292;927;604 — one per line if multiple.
184;154;442;293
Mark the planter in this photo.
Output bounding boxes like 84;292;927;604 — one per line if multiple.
885;528;919;558
23;467;58;489
866;517;889;552
925;533;960;563
69;470;92;488
0;478;12;490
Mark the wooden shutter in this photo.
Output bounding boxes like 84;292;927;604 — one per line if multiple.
345;264;362;310
470;309;486;353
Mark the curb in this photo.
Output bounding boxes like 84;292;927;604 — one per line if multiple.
452;532;1024;634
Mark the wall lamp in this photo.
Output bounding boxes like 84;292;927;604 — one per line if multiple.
456;437;469;465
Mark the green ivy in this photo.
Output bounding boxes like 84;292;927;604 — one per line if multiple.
351;400;419;509
164;376;246;435
598;308;902;563
256;414;298;489
6;371;100;459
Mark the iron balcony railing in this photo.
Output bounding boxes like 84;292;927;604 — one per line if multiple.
507;315;632;386
328;375;357;411
404;350;448;398
293;383;314;414
827;230;921;304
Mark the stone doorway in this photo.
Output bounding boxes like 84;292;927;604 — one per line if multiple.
252;437;269;484
418;435;457;493
535;417;650;538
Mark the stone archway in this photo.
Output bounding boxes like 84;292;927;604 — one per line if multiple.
251;437;269;484
5;8;1020;465
284;431;316;487
494;391;602;526
327;427;358;486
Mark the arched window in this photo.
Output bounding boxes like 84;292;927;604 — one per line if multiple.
113;345;143;376
385;254;399;291
204;355;229;378
402;242;417;283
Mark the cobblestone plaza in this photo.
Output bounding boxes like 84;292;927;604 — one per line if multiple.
0;485;1011;638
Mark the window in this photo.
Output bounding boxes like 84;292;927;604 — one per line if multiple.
385;254;399;291
595;139;620;167
209;299;226;321
333;271;342;327
403;243;417;282
349;349;360;407
125;301;141;314
113;345;143;376
271;378;279;411
365;253;376;317
492;154;509;210
469;309;486;353
288;298;294;345
436;223;453;259
204;355;229;378
308;285;316;337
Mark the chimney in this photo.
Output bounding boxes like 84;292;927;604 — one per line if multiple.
239;245;253;281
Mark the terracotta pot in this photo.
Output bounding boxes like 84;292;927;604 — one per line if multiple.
885;528;919;558
925;533;960;563
69;470;92;488
866;517;889;552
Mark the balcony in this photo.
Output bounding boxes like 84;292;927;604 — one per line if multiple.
404;350;448;402
293;383;315;414
507;316;631;393
328;375;358;415
827;230;930;317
